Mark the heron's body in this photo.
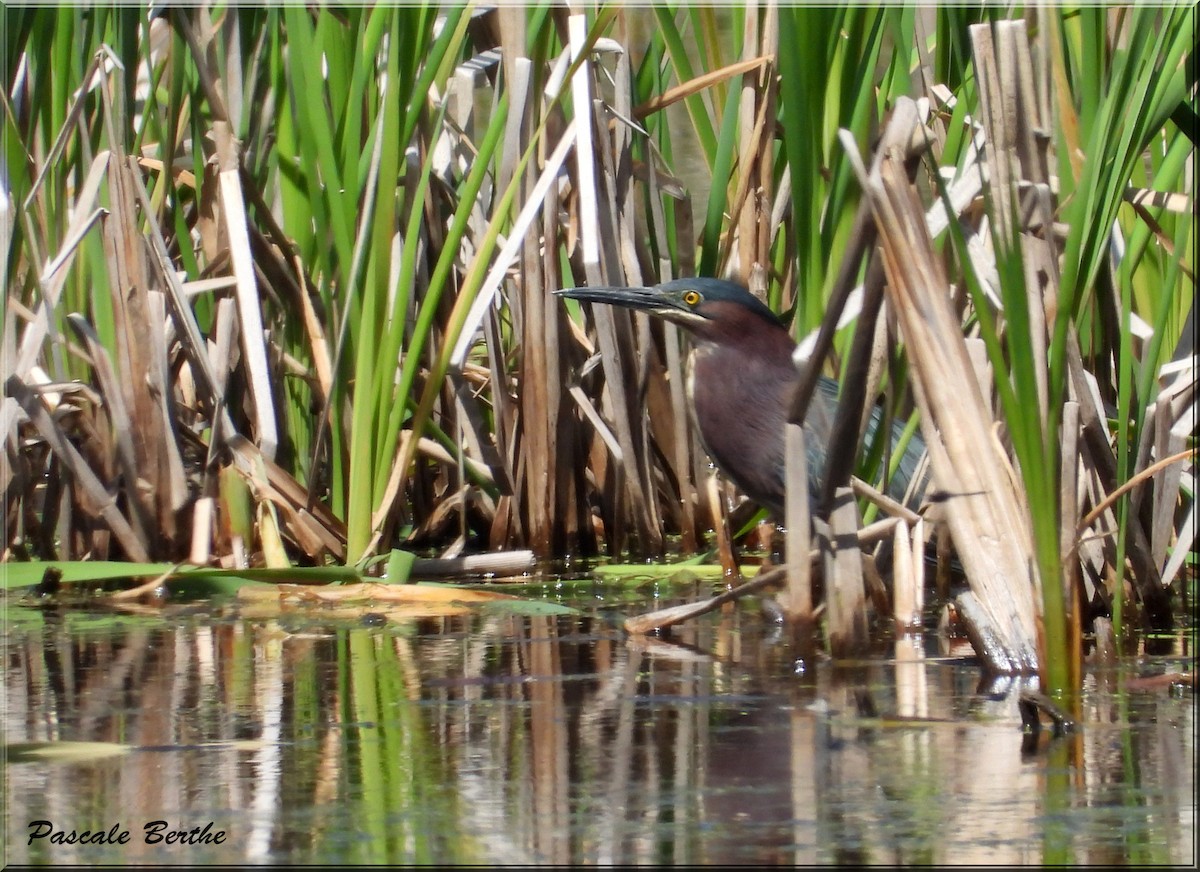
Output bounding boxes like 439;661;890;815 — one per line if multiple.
556;278;926;518
685;310;816;516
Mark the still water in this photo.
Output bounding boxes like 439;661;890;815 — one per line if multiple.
4;580;1195;866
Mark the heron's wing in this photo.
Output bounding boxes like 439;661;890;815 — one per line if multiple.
815;376;930;509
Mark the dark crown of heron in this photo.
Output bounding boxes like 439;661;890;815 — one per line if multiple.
650;278;783;326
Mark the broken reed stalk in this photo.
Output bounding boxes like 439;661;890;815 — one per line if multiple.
1060;401;1083;693
1077;447;1196;533
822;487;869;656
411;550;536;579
891;517;925;632
624;564;791;634
6;375;151;563
626;518;916;635
842;99;1041;674
782;422;813;622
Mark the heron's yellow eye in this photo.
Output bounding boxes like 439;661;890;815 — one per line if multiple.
682;290;702;306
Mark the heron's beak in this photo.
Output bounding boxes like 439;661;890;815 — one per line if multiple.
554;286;703;327
555;286;666;312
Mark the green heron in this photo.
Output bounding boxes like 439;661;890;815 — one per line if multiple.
556;278;927;518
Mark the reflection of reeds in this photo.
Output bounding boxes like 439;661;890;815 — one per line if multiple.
4;7;1194;682
4;609;1195;864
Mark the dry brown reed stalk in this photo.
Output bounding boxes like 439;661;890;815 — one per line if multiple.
567;14;661;557
1065;332;1180;628
509;38;571;560
778;114;925;652
820;487;869;656
624;563;790;634
781;422;813;632
843;98;1041;674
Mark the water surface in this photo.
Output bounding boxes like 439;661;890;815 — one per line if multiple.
3;580;1194;865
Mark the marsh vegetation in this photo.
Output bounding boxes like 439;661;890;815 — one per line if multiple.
3;4;1195;694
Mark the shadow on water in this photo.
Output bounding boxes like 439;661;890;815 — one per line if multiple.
3;586;1194;866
